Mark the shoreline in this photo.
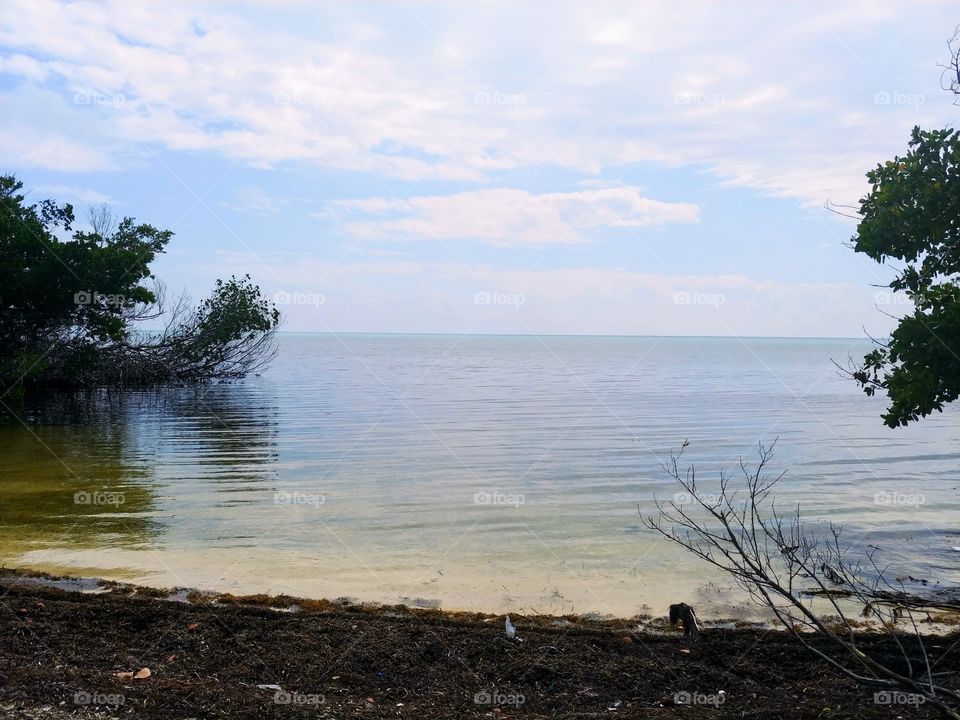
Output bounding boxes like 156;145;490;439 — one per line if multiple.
4;567;959;632
1;569;955;719
0;568;765;630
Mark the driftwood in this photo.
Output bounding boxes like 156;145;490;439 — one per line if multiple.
669;602;700;638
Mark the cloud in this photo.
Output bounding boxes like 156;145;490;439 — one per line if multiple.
0;0;953;205
333;187;699;245
589;22;632;46
29;183;113;205
205;253;885;338
0;0;504;180
221;186;293;215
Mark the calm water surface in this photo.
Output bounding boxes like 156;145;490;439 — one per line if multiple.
1;334;957;617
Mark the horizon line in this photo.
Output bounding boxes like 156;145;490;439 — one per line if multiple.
275;330;873;341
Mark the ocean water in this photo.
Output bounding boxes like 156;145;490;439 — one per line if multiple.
1;334;957;617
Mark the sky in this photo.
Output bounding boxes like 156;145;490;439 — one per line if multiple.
1;0;957;337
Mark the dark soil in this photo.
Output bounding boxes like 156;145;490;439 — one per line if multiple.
0;577;955;719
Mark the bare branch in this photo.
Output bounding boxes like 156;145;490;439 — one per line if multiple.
643;442;960;718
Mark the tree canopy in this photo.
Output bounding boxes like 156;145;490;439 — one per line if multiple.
850;126;960;427
0;176;280;395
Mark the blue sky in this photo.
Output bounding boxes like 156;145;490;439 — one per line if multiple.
1;0;956;336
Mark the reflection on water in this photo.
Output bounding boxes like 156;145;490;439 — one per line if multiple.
0;393;158;560
0;335;957;617
0;386;280;578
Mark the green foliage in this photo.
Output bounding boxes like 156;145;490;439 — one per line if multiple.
196;276;281;343
852;127;960;427
0;176;280;392
170;275;282;380
0;174;170;389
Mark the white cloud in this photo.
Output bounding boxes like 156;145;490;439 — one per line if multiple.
222;186;293;215
30;183;113;205
589;22;632;46
334;187;699;245
0;0;953;205
0;53;50;82
203;253;887;338
0;128;117;172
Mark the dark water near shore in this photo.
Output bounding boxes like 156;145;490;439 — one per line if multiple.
1;334;957;616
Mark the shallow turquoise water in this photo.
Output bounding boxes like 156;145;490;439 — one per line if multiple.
1;334;957;616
